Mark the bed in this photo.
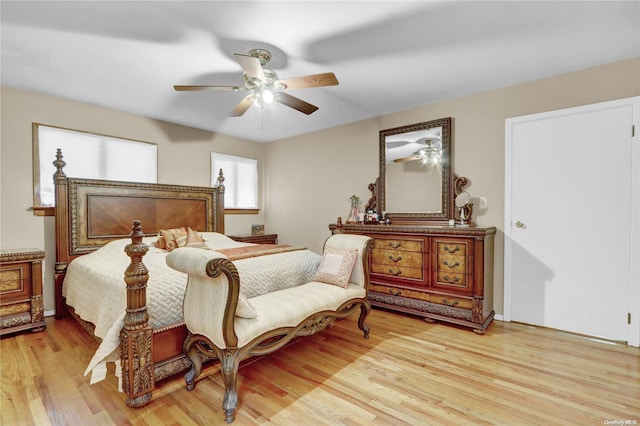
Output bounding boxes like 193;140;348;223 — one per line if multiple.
51;149;322;407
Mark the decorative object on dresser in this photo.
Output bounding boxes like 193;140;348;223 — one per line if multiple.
1;248;46;336
330;117;496;333
227;233;278;244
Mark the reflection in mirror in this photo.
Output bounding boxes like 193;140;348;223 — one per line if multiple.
380;117;453;223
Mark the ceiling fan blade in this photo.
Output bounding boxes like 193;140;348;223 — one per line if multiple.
275;92;319;115
394;155;421;163
277;72;339;90
234;53;264;82
228;95;254;117
174;85;240;91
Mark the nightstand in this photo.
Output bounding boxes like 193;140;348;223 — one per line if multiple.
228;233;278;244
1;248;46;336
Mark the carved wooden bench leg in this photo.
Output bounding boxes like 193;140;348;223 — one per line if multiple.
357;301;371;339
184;334;203;391
220;349;241;423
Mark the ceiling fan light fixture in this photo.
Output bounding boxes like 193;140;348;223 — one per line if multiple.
262;89;274;104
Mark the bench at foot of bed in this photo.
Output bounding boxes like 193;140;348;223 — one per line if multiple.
166;233;373;423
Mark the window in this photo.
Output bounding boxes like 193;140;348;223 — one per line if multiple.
211;153;258;210
33;124;157;207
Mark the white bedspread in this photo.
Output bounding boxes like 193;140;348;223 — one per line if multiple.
62;232;322;384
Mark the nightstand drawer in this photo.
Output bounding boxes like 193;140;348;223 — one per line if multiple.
0;262;31;301
0;248;46;336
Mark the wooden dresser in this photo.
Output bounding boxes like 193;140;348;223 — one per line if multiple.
330;223;496;333
1;248;46;336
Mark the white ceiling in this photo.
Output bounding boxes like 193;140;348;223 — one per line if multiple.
2;1;638;143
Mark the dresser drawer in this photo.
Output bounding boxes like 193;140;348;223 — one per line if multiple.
373;249;423;268
370;283;430;302
435;271;470;288
437;241;468;256
430;294;473;310
373;238;423;253
438;254;468;274
0;262;31;302
371;263;423;280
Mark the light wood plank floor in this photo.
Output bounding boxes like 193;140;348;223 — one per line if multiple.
2;309;639;425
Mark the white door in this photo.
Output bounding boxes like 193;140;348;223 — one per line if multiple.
505;98;639;343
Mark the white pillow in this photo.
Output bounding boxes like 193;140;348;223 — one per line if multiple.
236;293;258;318
313;246;358;288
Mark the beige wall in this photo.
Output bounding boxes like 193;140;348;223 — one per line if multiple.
0;86;264;312
2;57;638;316
264;57;640;316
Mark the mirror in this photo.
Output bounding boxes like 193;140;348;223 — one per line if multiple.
379;117;453;223
455;191;471;208
455;191;471;227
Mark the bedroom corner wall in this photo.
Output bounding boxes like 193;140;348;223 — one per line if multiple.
264;57;640;318
0;86;264;313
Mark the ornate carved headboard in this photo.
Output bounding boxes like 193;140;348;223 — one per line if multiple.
52;149;225;317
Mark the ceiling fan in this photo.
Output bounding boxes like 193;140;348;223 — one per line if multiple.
174;48;339;117
393;139;442;164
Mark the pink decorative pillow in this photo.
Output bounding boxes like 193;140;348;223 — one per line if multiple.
236;293;257;318
313;246;358;288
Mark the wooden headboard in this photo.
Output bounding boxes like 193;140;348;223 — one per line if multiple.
52;149;225;317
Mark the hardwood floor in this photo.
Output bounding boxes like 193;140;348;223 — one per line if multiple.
2;309;639;425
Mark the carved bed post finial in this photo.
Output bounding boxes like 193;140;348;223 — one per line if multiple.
216;169;225;191
120;219;154;408
53;148;67;181
333;217;345;234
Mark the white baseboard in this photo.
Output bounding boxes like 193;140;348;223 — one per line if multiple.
44;310;55;317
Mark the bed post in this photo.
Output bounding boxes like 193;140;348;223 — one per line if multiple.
53;149;70;319
120;220;154;407
215;168;225;234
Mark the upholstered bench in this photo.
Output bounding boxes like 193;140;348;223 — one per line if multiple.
166;233;373;423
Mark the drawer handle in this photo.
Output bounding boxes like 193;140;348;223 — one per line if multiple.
442;298;459;307
443;260;460;268
389;255;402;262
389;288;401;296
443;245;460;253
389;269;402;276
388;241;402;249
443;275;460;284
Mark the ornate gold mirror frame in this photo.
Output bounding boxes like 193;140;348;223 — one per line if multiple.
379;117;454;224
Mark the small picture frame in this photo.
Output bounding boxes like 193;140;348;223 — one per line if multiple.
251;224;265;236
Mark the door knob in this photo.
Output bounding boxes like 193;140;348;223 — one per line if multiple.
515;221;525;228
